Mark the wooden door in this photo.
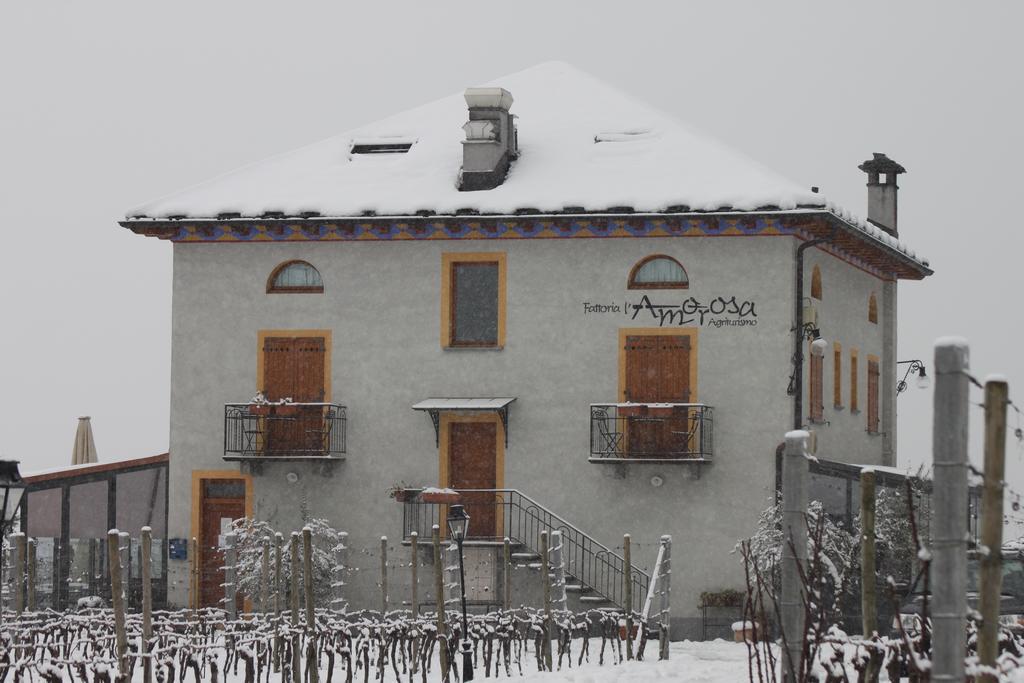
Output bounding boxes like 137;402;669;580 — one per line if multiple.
199;479;246;609
448;422;497;539
263;336;326;455
624;335;691;457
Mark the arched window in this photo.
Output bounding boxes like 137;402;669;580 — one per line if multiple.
627;255;689;289
868;292;878;324
810;265;822;300
267;260;324;293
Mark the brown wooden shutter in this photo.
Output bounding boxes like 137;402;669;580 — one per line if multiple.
833;345;842;408
867;359;880;433
624;335;691;403
809;353;823;422
850;353;859;412
263;337;296;401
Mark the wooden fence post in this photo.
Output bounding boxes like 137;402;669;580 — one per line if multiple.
623;534;633;661
119;532;130;608
26;539;35;613
410;531;419;675
503;537;512;612
978;378;1009;682
261;536;271;613
107;530;128;676
224;532;237;621
142;527;153;683
658;535;671;661
302;527;318;683
540;530;552;671
380;536;389;614
931;341;970;683
432;525;449;680
290;532;301;683
12;533;25;615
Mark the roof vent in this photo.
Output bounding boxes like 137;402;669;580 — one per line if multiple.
459;87;517;192
594;129;655;143
351;142;413;155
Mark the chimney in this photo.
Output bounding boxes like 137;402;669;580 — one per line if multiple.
858;153;906;237
459;87;518;192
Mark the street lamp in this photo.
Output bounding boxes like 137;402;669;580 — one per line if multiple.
897;360;929;394
446;504;474;681
0;460;25;620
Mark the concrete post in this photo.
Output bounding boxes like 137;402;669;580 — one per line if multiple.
274;532;283;673
410;532;419;616
931;340;970;683
290;532;301;683
142;527;153;683
26;538;35;612
503;537;512;611
302;527;318;683
190;537;199;613
12;533;25;615
658;535;671;661
860;469;877;638
380;536;388;614
540;531;552;671
780;430;809;683
978;378;1008;682
332;531;348;614
432;525;449;680
107;530;128;676
224;532;237;620
623;534;633;661
550;530;566;611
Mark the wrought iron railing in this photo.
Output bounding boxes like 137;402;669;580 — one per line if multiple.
224;403;346;458
401;489;649;613
590;403;713;461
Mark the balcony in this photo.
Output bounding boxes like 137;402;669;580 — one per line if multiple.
589;402;713;463
224;402;346;462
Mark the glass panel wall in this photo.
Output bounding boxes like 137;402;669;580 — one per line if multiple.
116;468;167;608
26;488;62;609
68;480;108;607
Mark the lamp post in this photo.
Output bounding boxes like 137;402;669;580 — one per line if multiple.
446;504;474;681
0;460;26;622
897;359;929;394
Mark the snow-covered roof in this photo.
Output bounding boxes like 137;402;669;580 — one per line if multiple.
124;61;929;271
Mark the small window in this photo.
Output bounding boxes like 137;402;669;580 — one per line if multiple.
442;253;506;348
868;293;878;323
628;255;689;289
267;260;323;293
810;265;822;300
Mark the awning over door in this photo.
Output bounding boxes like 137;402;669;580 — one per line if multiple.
412;397;516;447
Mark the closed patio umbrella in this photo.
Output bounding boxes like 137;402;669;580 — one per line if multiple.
71;416;98;465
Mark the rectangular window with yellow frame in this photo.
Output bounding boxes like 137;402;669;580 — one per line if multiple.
441;252;506;348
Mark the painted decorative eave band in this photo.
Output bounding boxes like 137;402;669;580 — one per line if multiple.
119;211;931;281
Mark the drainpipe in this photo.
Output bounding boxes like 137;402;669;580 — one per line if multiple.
792;231;834;431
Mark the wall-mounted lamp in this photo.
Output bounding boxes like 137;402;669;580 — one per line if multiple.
897;360;929;394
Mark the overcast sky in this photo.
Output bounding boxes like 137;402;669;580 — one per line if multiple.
2;2;1022;516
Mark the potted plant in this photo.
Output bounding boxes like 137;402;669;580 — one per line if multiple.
387;482;422;502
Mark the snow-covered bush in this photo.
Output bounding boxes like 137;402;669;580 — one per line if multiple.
230;516;346;605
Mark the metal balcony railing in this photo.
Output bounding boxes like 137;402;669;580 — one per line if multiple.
224;402;346;458
590;403;713;462
401;488;649;614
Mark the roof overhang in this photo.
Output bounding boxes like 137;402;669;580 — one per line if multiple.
412;397;516;447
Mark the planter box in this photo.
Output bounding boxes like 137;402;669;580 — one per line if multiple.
419;490;461;504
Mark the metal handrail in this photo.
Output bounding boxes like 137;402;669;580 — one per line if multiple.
401;488;650;613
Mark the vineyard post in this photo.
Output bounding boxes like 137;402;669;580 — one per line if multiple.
261;536;271;613
780;429;809;683
410;531;419;615
380;536;388;614
13;533;24;615
107;529;128;676
540;530;552;671
26;538;36;612
550;530;566;611
931;341;970;683
142;526;153;683
333;531;348;613
860;469;877;640
119;531;130;607
503;537;511;611
190;536;198;614
274;532;283;673
978;377;1009;682
623;533;633;661
432;525;449;680
224;532;237;621
658;535;672;661
290;532;301;683
302;527;318;683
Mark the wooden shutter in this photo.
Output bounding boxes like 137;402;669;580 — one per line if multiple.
263;337;325;401
624;335;690;402
867;359;880;433
809;353;823;422
833;344;842;408
850;352;859;412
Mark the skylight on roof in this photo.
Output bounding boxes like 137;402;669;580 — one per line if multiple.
350;138;415;155
594;129;656;143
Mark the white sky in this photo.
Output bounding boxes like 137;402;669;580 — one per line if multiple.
2;2;1022;519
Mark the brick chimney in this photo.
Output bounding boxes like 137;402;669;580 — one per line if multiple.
858;153;906;237
459;87;518;191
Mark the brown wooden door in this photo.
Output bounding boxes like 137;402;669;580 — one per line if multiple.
448;422;497;539
624;335;691;457
199;479;246;609
263;336;326;455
